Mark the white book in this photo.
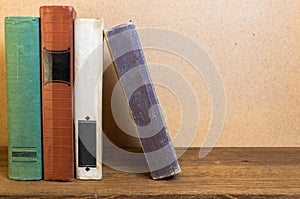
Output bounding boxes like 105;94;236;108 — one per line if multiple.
74;18;104;180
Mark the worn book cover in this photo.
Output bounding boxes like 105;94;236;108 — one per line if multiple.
105;21;181;179
5;16;42;180
74;18;104;180
40;6;76;181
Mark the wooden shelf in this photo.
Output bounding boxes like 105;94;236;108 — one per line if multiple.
0;147;299;198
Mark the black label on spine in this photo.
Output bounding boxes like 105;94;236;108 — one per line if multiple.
78;120;97;168
43;48;70;85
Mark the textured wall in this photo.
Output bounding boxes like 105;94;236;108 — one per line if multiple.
0;0;299;147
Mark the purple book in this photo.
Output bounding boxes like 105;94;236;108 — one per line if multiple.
105;21;181;179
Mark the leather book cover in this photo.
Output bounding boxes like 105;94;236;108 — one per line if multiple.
40;6;76;181
74;18;104;180
105;21;181;179
5;16;42;180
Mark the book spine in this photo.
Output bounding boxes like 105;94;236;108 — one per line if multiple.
105;22;181;179
40;6;76;181
5;17;42;180
74;18;104;180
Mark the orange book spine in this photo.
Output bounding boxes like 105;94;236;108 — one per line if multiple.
40;6;76;181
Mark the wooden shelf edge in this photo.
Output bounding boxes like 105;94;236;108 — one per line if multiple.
0;147;299;198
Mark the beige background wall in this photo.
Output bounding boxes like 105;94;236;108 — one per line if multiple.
0;0;299;147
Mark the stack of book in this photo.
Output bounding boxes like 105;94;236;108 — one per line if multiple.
5;5;181;181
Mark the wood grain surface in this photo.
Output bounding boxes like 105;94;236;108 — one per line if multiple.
0;147;299;198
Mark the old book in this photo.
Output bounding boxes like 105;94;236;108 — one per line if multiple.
105;21;181;179
74;18;104;180
5;16;42;180
40;6;76;181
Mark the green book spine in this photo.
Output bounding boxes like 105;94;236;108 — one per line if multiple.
5;17;42;180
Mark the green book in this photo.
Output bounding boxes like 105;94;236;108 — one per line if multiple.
5;16;42;180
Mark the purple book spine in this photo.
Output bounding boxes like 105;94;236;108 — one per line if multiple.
105;21;181;179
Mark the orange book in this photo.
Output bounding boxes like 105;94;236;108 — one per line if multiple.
40;6;76;181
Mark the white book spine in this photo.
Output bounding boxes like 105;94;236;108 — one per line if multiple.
74;18;104;180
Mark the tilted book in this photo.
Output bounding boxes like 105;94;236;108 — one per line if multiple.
105;22;181;179
74;18;104;180
5;16;42;180
40;6;76;181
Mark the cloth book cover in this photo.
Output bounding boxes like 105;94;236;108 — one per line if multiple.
105;21;181;179
5;16;42;180
40;6;76;181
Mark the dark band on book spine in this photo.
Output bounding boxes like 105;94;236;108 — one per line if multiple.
78;120;97;168
43;48;71;85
